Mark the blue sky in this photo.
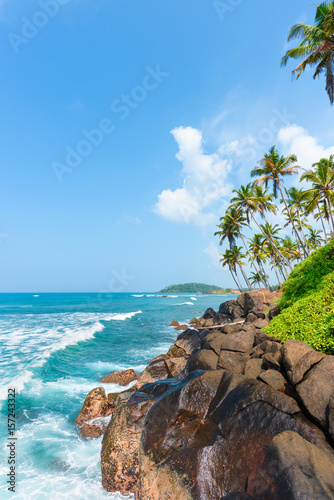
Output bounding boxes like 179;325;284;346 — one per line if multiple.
0;0;333;292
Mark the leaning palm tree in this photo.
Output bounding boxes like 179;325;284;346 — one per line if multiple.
249;271;270;290
251;146;305;255
301;157;334;234
286;187;311;255
220;249;243;292
281;2;334;104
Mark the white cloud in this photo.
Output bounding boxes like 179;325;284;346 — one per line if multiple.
203;242;222;268
277;124;334;170
154;126;233;225
116;214;141;225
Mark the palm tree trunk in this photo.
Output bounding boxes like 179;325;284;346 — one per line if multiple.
233;267;243;292
279;183;308;257
250;212;292;271
326;193;334;236
240;234;262;278
317;203;328;243
296;207;310;254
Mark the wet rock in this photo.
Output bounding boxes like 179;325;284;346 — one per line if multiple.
282;339;324;385
247;431;334;499
100;369;137;386
187;349;219;372
296;355;334;433
170;320;179;327
175;329;201;356
218;351;250;374
258;370;286;391
165;357;187;378
75;387;115;438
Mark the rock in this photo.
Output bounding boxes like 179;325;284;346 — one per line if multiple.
262;353;281;371
218;300;243;320
175;329;201;356
247;431;334;499
242;289;277;316
203;307;216;319
218;351;250;374
75;387;115;438
244;358;264;379
222;494;253;499
222;322;245;335
202;332;225;356
170;320;179;327
165;345;186;358
136;358;171;389
165;357;187;378
175;324;188;331
258;370;286;391
269;304;281;320
101;383;170;495
219;330;255;354
100;369;137;386
296;355;334;433
253;318;270;330
245;313;258;324
329;393;334;442
255;331;281;345
187;349;219;372
137;371;330;499
282;339;324;385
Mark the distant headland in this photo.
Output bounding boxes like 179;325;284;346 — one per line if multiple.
159;283;240;294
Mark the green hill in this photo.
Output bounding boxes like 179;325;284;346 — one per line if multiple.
159;283;231;294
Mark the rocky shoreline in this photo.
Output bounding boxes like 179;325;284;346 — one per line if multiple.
76;289;334;499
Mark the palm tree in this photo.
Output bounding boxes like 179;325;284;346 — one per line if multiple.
286;187;311;255
301;157;334;233
248;234;271;289
307;228;325;249
214;211;253;289
281;236;302;265
220;249;243;292
281;2;334;104
251;146;306;255
249;271;269;290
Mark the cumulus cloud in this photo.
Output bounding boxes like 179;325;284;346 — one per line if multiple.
277;124;334;170
154;126;233;225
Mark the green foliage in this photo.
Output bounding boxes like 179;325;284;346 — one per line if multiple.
278;240;334;309
265;272;334;354
159;283;229;294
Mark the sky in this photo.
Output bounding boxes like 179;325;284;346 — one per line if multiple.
0;0;334;292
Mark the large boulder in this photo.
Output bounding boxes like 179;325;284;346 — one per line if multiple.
175;329;202;356
137;371;331;499
218;351;251;374
101;380;177;495
296;355;334;434
218;300;244;320
282;339;324;385
247;431;334;499
100;368;137;385
75;387;115;438
203;308;216;319
136;358;171;389
187;349;219;372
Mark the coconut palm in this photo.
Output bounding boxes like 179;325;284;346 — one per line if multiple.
249;271;270;289
301;157;334;233
281;2;334;104
286;187;311;255
307;228;325;249
220;249;243;292
251;146;305;255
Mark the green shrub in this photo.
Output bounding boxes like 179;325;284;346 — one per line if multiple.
278;240;334;310
265;272;334;354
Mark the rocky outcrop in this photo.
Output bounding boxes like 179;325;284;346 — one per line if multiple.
100;368;137;385
94;289;334;499
75;387;115;438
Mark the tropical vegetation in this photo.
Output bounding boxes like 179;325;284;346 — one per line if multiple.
159;283;233;294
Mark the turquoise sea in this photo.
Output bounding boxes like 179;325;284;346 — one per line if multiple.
0;292;235;499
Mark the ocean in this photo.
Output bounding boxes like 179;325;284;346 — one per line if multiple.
0;292;235;500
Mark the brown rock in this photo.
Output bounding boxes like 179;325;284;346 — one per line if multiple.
175;329;201;356
253;318;270;330
175;324;188;331
244;358;264;379
75;387;115;437
170;320;179;327
282;339;324;385
219;330;255;354
268;304;281;321
100;368;137;386
296;355;334;433
258;370;286;391
222;322;245;335
165;357;187;378
203;307;216;319
247;431;334;499
218;350;250;374
136;358;171;389
165;344;186;358
187;349;219;372
262;353;281;371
